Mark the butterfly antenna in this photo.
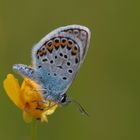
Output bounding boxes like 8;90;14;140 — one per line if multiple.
71;98;89;117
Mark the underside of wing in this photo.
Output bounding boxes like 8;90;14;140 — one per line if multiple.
32;25;91;94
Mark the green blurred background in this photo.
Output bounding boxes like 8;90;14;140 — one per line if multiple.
0;0;140;140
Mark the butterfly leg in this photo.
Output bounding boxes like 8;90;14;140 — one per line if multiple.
42;101;57;111
13;64;37;81
34;100;57;111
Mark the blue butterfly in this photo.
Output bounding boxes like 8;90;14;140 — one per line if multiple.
13;25;91;109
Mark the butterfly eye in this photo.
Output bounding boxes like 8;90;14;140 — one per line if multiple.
60;94;67;104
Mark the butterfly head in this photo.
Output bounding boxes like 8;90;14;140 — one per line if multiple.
59;94;71;106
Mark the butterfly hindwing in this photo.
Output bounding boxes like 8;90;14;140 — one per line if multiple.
32;25;90;99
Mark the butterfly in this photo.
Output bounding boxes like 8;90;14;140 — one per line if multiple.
13;25;91;108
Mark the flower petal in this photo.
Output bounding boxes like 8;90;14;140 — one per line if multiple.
23;111;33;123
41;112;48;123
44;104;58;116
40;104;57;123
3;74;24;109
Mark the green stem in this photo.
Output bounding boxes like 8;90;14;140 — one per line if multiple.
31;119;37;140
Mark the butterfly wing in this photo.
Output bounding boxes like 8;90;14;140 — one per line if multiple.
32;25;91;100
33;25;90;66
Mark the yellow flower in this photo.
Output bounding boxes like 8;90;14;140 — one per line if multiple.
3;74;58;123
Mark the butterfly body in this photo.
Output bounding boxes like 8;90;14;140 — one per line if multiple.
13;25;91;105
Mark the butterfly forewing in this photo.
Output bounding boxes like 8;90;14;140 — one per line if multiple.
32;25;90;101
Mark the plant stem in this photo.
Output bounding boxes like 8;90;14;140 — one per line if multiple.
31;119;37;140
